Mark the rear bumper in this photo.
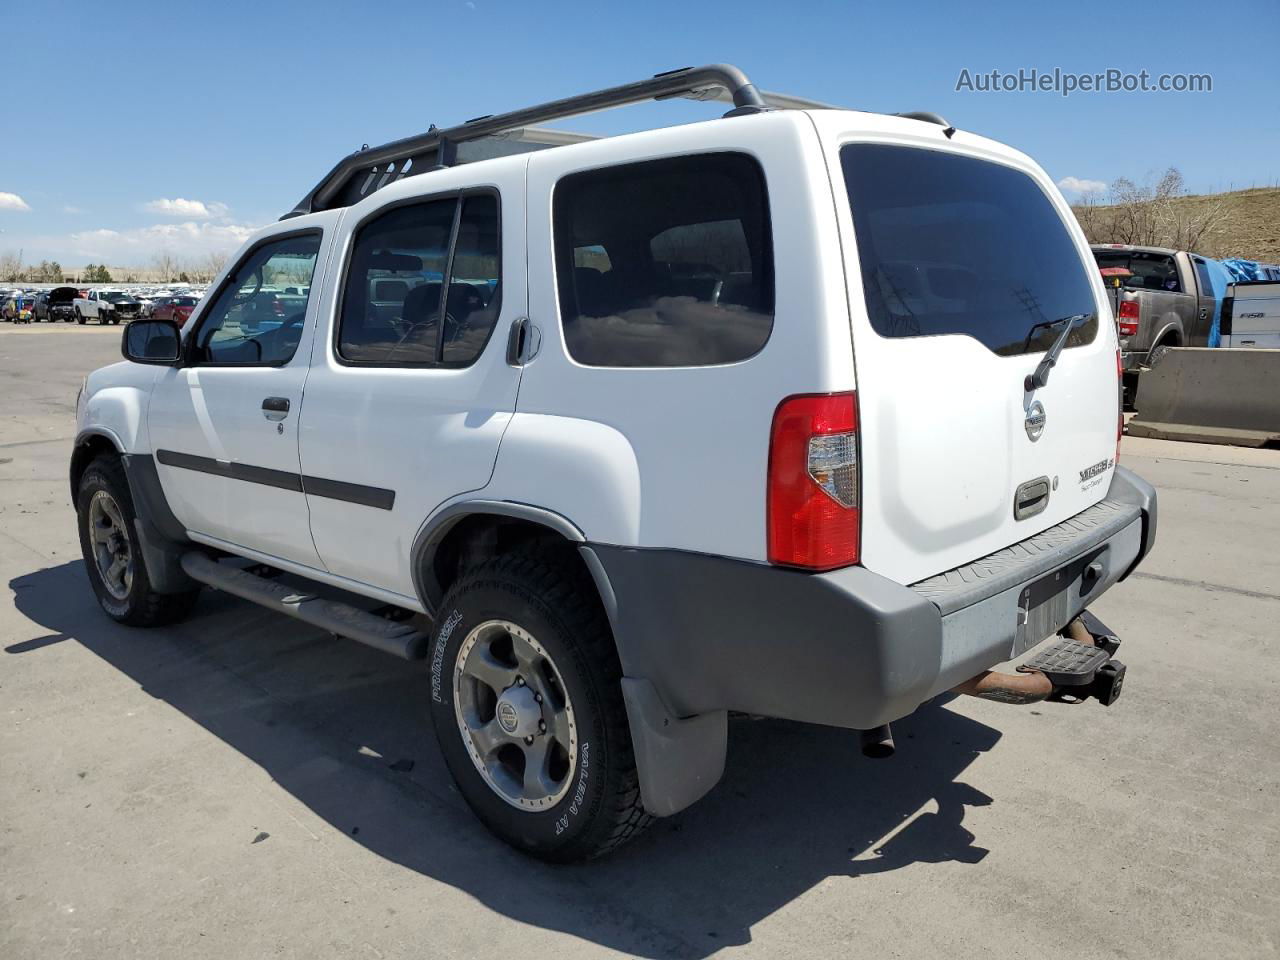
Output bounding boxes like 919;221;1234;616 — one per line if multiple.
589;466;1156;733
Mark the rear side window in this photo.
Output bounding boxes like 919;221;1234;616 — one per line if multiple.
553;152;774;367
842;145;1098;357
338;193;502;366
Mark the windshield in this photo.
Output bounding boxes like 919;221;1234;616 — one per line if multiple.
841;144;1098;356
103;292;131;302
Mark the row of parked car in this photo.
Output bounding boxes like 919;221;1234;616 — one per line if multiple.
0;285;207;326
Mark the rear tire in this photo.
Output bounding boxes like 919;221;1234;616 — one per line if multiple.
75;308;85;325
76;455;199;627
1147;343;1174;367
428;550;651;861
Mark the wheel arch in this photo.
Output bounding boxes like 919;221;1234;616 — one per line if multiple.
69;429;124;500
412;501;588;615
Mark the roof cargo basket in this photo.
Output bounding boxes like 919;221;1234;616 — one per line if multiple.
285;63;768;218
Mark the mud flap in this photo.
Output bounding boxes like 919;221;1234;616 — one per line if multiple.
620;677;726;817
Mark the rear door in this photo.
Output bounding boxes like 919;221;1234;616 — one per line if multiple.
1190;255;1221;346
297;161;523;601
819;122;1119;586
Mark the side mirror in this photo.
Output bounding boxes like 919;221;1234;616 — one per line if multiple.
122;319;181;365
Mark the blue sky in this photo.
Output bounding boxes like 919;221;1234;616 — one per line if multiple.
3;0;1276;267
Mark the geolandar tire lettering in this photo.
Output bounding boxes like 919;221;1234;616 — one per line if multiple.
427;550;650;862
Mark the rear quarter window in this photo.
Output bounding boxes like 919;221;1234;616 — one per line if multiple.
553;152;774;367
842;144;1098;356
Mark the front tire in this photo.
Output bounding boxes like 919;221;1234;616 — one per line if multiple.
428;550;650;861
76;455;199;626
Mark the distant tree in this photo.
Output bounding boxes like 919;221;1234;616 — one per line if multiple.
1;250;26;281
178;271;190;283
97;265;114;283
203;250;229;282
152;251;177;282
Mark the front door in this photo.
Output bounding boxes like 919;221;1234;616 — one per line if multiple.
149;223;334;569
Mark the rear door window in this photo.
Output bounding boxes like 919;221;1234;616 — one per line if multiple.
553;152;774;367
338;192;502;366
841;144;1098;356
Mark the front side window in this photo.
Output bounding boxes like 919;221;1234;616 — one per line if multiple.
192;233;321;365
842;144;1099;356
553;152;774;367
338;193;502;366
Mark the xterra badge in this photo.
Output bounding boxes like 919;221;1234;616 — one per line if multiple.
1078;457;1114;491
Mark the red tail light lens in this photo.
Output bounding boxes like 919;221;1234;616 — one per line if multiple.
1117;300;1139;337
767;392;860;570
273;298;285;316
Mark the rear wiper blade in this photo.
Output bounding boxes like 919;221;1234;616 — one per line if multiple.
1024;313;1090;392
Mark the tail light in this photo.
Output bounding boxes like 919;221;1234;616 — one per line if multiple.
273;298;285;316
1117;300;1139;337
767;392;860;570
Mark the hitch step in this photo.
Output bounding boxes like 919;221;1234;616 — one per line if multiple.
1020;638;1111;686
1019;635;1127;706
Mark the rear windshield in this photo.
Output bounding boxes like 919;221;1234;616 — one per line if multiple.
841;144;1098;356
1093;250;1181;292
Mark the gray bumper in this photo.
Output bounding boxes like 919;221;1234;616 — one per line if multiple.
586;466;1156;815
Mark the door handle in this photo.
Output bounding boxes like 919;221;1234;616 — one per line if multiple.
262;397;290;421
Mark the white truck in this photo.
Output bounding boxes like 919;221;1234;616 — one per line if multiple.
1222;281;1280;348
74;288;142;325
72;64;1156;861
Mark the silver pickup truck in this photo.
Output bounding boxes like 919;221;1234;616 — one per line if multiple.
1091;244;1220;372
1222;280;1280;349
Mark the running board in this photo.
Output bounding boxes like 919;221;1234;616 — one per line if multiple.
180;552;429;660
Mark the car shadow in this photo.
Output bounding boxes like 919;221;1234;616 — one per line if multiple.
9;560;1002;959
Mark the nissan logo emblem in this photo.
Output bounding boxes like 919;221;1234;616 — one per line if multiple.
1025;401;1046;442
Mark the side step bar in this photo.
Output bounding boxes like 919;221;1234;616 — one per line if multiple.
180;552;430;660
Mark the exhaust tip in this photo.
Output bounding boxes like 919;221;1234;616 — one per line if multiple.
860;724;895;759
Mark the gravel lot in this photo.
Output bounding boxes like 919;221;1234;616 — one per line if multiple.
2;323;1278;960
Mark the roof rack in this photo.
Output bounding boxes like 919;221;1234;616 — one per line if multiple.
284;63;956;219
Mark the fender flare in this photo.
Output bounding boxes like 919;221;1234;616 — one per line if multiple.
410;499;586;615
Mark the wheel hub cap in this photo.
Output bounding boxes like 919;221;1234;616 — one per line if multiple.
495;684;541;737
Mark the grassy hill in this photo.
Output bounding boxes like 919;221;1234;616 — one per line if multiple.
1075;186;1280;262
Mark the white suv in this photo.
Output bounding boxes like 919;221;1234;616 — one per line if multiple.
72;65;1156;861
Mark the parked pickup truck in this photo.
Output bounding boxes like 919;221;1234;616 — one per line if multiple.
73;63;1156;861
74;289;142;325
1091;244;1227;364
1222;281;1280;348
35;286;80;322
